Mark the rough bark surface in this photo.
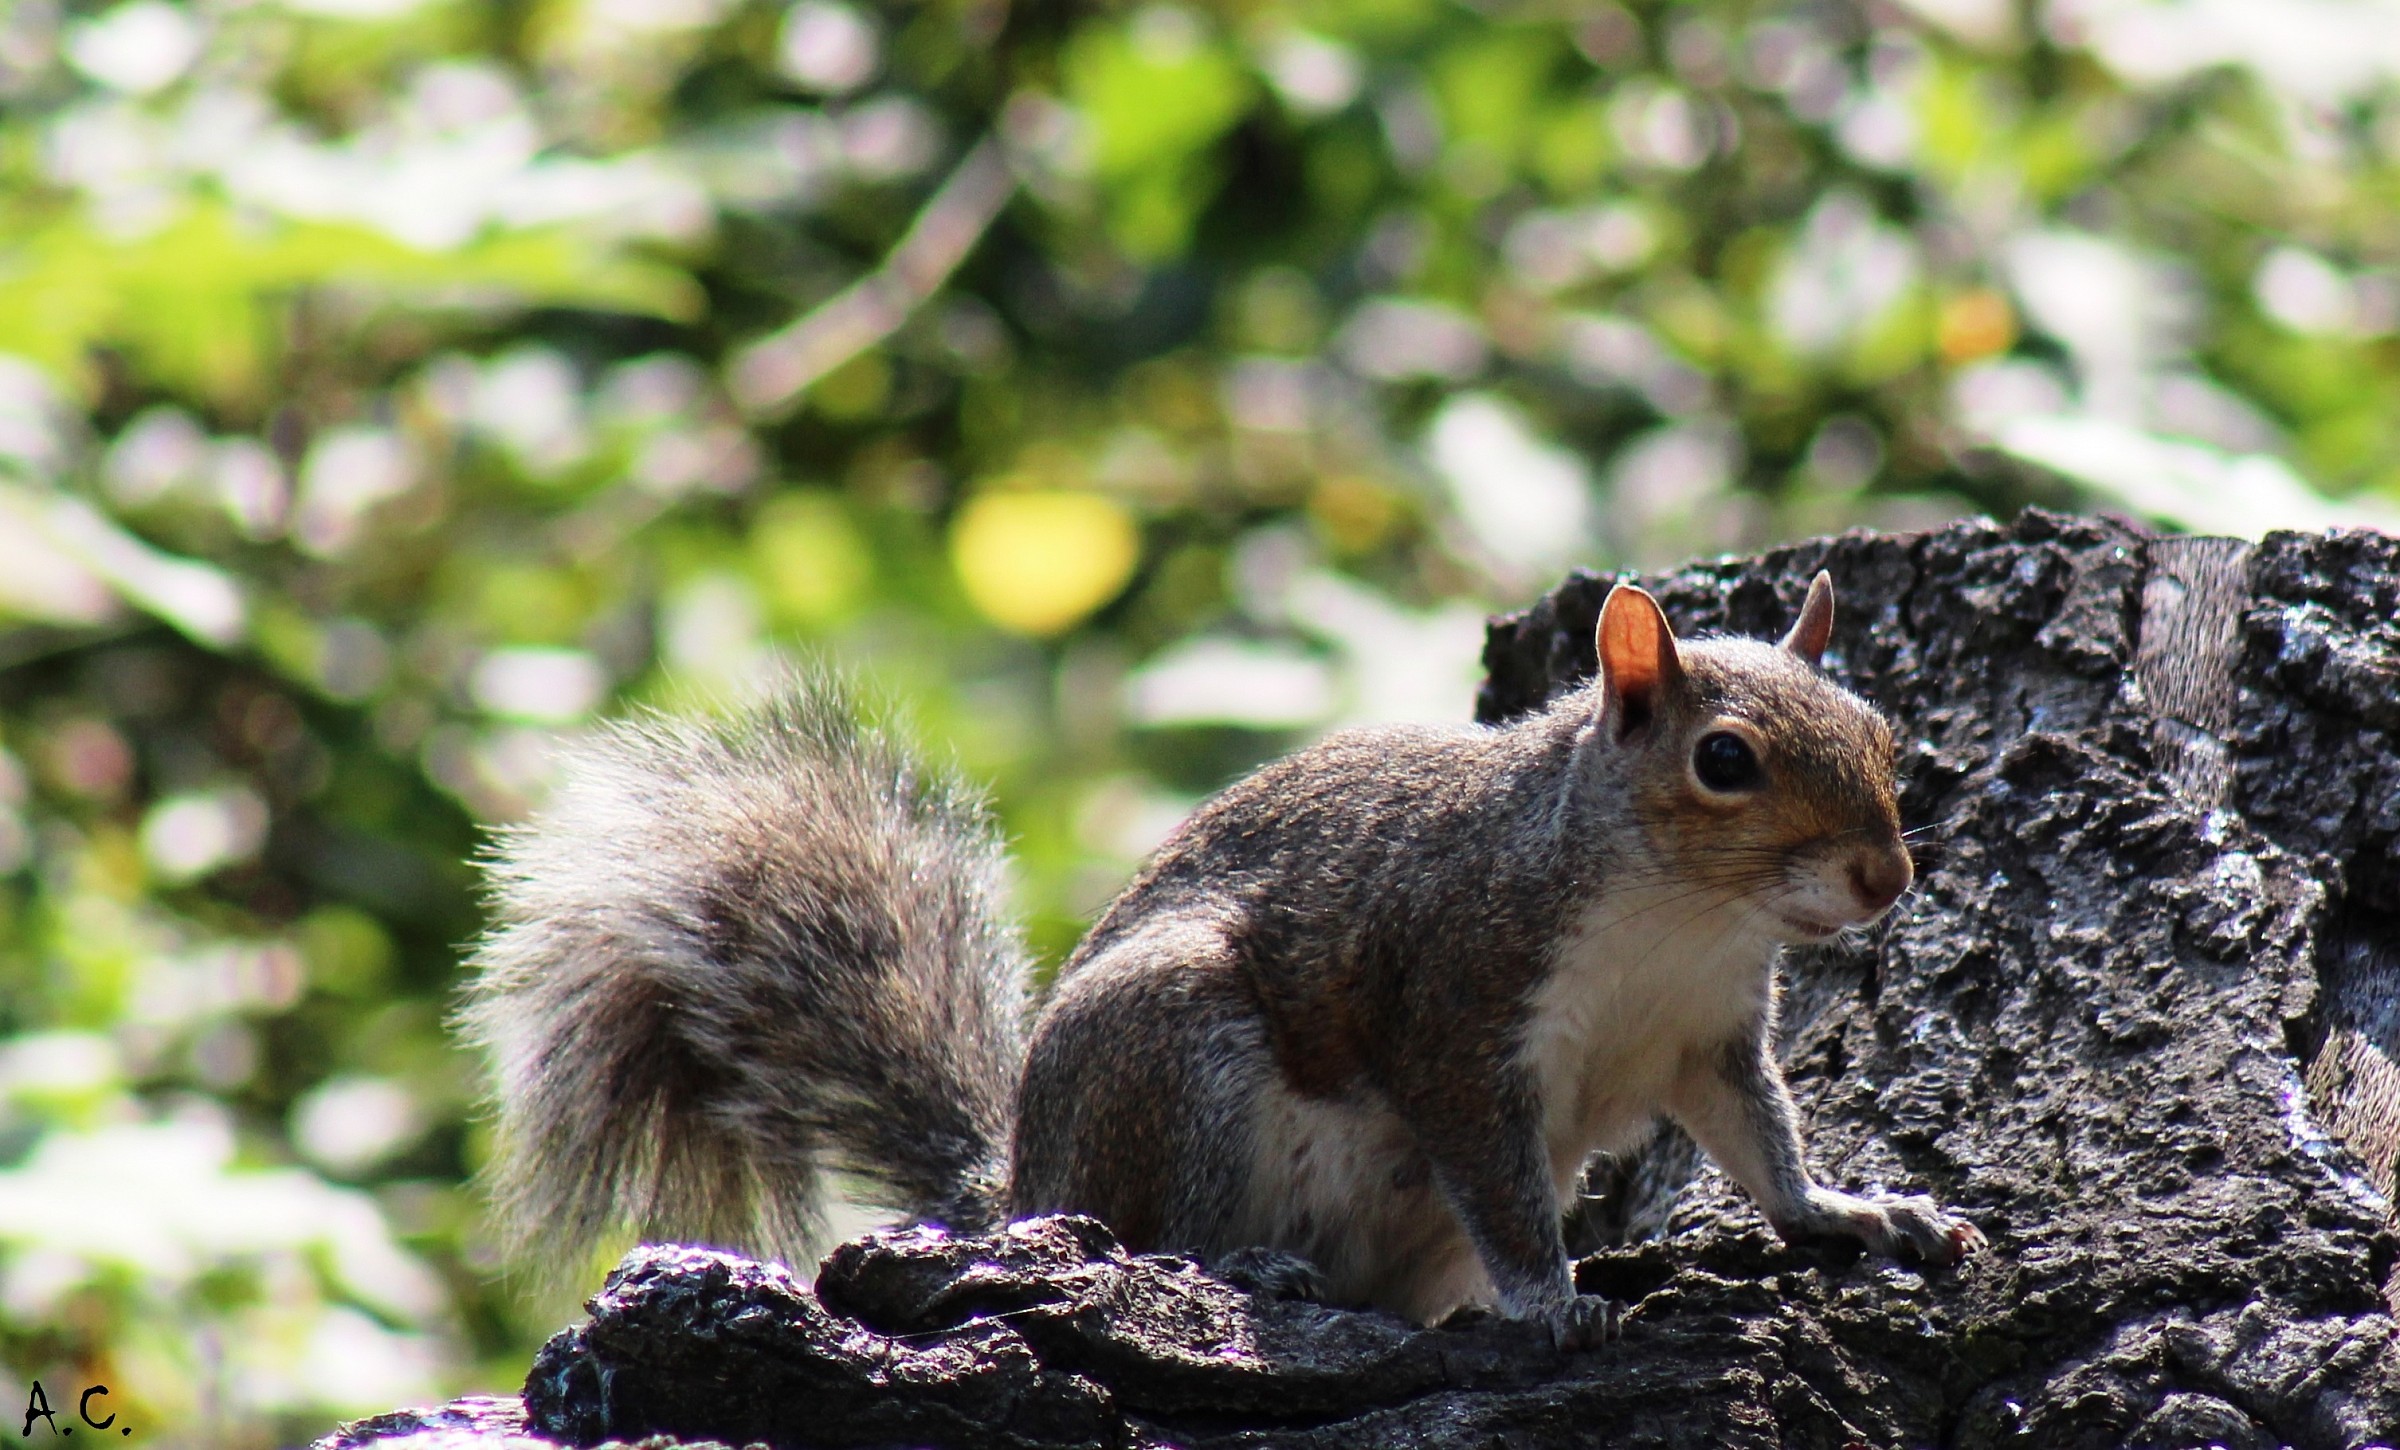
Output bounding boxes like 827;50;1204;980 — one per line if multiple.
321;511;2400;1450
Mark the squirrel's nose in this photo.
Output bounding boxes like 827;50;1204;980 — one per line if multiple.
1847;847;1913;915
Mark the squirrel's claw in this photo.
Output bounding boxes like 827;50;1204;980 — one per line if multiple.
1943;1217;1990;1259
1547;1293;1621;1352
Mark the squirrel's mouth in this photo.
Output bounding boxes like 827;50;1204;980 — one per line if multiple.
1772;909;1850;941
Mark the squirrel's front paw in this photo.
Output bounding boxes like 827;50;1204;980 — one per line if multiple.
1874;1194;1986;1265
1784;1189;1985;1267
1546;1293;1621;1352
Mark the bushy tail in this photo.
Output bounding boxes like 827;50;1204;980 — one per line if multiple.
459;676;1029;1277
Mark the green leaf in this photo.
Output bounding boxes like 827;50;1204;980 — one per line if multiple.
1064;13;1256;258
0;203;702;409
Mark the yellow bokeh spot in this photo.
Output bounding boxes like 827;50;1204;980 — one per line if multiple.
951;490;1140;636
1309;475;1402;555
752;492;872;628
1938;289;2017;365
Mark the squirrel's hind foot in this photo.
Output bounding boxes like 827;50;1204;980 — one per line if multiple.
1207;1246;1329;1302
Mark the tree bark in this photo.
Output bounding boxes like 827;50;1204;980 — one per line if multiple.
323;510;2400;1450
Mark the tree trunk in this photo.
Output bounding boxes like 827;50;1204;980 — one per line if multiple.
323;510;2400;1450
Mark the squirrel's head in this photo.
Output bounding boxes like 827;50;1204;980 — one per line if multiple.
1583;571;1910;943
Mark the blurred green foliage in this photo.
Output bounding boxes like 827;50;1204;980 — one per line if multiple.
2;0;2399;1442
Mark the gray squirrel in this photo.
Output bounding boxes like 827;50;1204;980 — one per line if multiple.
461;572;1983;1345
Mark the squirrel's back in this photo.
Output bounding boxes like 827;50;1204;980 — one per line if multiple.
1076;711;1583;959
459;679;1029;1274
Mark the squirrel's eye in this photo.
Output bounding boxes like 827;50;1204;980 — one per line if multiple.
1692;731;1762;793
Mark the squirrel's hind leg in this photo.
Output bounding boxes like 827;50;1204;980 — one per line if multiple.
1009;929;1539;1327
1009;933;1272;1259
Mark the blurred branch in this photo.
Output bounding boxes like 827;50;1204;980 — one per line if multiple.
729;136;1019;417
0;483;247;649
0;620;153;674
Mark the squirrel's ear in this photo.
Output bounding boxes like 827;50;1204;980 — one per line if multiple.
1595;583;1685;741
1780;570;1836;665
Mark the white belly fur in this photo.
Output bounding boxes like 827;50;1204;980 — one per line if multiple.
1232;889;1777;1324
1522;886;1779;1195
